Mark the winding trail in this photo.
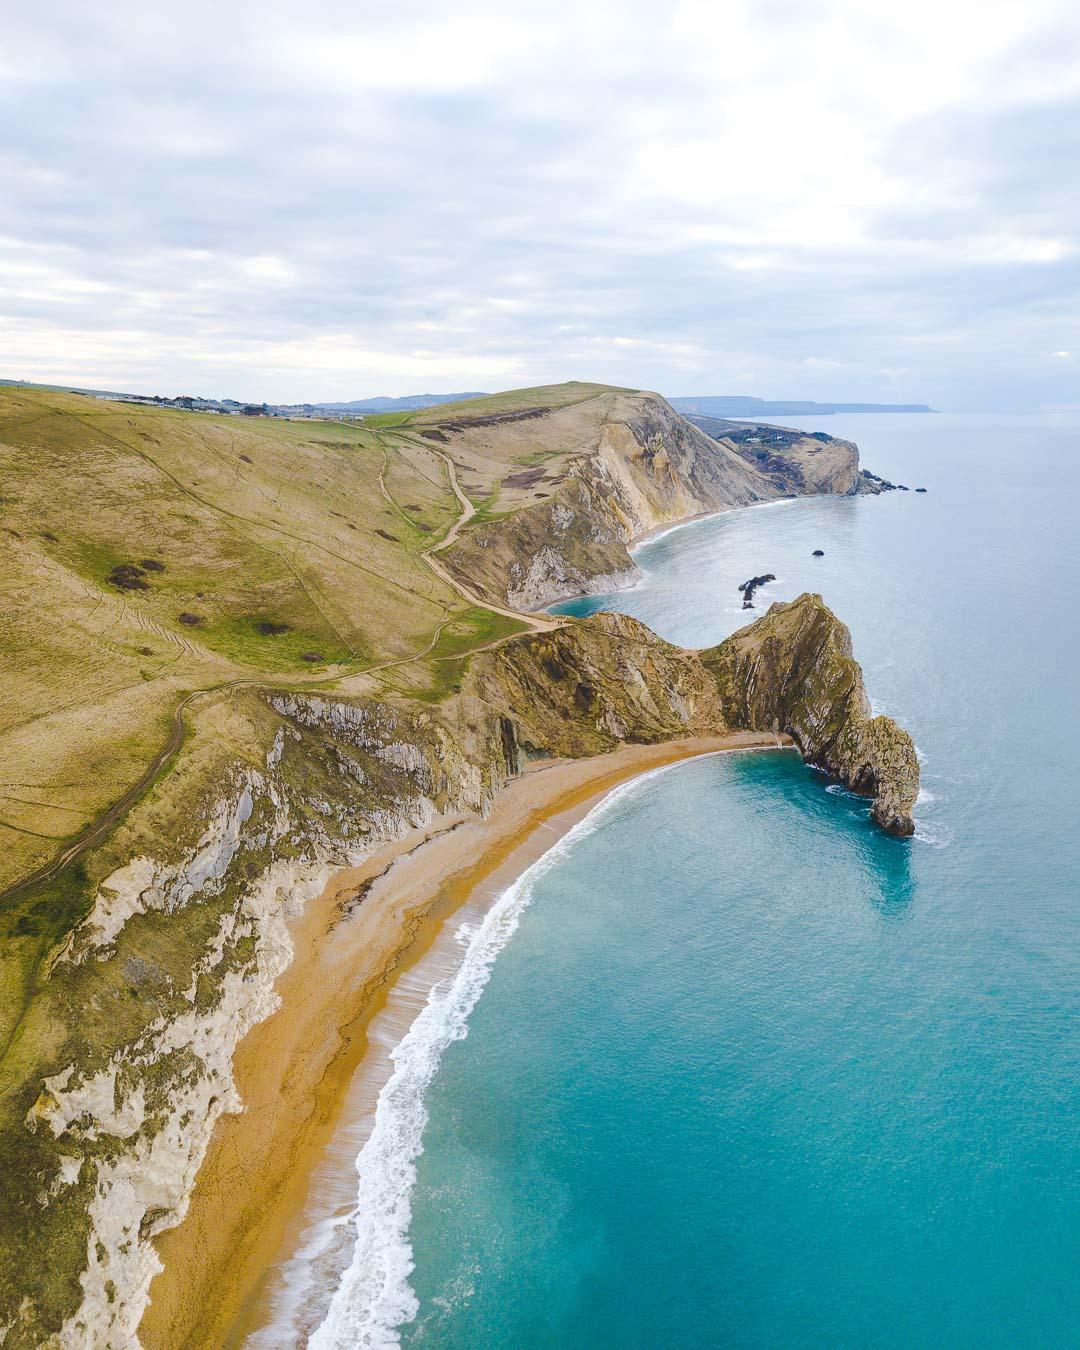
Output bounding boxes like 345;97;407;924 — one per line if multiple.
0;435;557;908
421;449;559;634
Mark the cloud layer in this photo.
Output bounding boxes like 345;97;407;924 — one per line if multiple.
2;0;1078;407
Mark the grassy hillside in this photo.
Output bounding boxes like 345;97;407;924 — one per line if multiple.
0;386;539;897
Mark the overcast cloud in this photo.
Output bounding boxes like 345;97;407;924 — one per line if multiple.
2;0;1079;407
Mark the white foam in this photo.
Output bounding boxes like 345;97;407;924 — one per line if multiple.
305;756;723;1348
632;494;805;549
914;821;954;848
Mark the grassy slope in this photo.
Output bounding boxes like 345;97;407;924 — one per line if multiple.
1;390;464;882
0;379;645;1010
0;386;543;1049
364;382;641;528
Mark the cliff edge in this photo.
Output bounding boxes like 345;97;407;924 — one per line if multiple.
439;390;870;609
702;594;919;835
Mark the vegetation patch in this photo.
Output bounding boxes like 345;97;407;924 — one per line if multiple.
106;563;152;591
193;614;356;671
428;607;527;662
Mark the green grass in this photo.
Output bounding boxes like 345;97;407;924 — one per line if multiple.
359;410;417;428
427;607;527;661
0;387;465;890
408;381;633;422
194;614;362;671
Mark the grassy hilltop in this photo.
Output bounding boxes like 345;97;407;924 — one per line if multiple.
2;385;615;884
0;381;656;1032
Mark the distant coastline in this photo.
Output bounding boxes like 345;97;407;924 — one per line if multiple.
0;377;937;422
670;396;936;417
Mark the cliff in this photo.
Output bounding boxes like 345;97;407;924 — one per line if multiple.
0;599;917;1345
441;392;869;609
702;594;919;835
685;414;884;497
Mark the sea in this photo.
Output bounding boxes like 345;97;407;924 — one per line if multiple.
254;412;1080;1348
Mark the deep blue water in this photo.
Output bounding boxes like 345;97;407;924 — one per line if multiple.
318;414;1080;1348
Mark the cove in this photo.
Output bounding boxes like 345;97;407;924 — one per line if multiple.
321;413;1080;1348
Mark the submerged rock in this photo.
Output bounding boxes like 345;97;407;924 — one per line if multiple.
701;593;919;835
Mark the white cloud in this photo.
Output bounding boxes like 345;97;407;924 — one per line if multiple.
0;0;1078;407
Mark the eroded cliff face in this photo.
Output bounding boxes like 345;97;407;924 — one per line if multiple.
0;601;917;1346
702;594;920;835
443;394;874;610
685;414;880;498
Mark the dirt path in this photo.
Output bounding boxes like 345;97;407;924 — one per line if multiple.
422;450;560;633
0;681;254;909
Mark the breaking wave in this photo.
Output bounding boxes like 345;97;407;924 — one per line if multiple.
307;759;699;1348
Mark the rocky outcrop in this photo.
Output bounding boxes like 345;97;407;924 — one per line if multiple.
702;594;919;835
738;573;776;609
860;468;899;493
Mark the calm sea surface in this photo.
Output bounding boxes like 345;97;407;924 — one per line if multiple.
301;413;1080;1348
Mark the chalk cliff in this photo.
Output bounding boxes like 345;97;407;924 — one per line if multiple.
684;413;882;498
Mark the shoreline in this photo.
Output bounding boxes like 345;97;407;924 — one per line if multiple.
139;732;791;1348
630;493;804;549
542;496;807;616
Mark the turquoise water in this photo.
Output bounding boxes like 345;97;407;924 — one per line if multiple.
315;415;1080;1348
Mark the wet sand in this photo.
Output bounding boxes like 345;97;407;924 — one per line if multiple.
140;732;788;1348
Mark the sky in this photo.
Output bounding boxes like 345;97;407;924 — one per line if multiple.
2;0;1079;409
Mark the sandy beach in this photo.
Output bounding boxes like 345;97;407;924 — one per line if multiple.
138;732;788;1348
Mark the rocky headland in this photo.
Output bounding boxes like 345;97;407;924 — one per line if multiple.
442;393;878;610
702;594;919;836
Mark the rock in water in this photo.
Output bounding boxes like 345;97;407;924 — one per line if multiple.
701;593;919;835
812;549;825;557
916;487;928;493
738;572;776;609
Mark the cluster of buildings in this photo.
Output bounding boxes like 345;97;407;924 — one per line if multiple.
114;393;345;420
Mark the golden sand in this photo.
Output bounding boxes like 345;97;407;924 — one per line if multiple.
140;733;787;1348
